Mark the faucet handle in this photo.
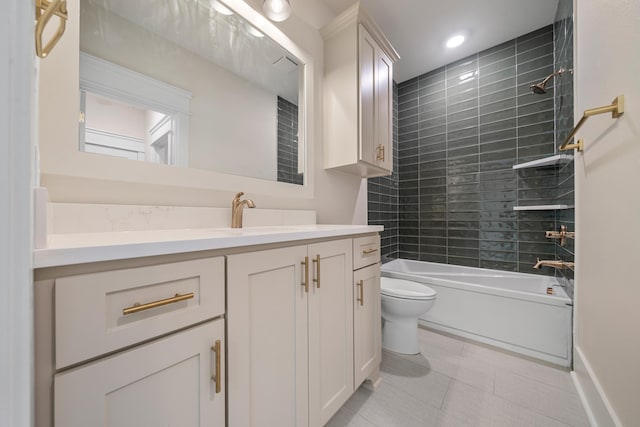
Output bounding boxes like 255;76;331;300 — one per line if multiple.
233;192;244;199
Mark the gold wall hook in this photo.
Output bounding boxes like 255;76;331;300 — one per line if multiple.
35;0;68;58
560;95;624;152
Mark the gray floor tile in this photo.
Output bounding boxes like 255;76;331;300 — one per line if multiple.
442;379;573;427
461;341;576;393
494;370;590;427
381;350;451;408
326;404;378;427
331;329;589;427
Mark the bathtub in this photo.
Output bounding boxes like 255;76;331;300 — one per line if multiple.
381;259;573;367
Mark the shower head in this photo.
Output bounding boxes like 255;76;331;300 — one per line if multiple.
530;82;548;95
530;68;571;95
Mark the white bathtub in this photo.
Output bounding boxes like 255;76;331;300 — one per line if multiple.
381;259;573;367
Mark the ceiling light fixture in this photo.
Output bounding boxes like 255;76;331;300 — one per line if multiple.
263;0;291;22
446;34;465;48
247;25;265;38
211;0;233;15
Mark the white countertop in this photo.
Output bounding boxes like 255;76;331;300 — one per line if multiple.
34;225;383;268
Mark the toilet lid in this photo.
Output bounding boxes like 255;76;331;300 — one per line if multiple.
381;277;436;300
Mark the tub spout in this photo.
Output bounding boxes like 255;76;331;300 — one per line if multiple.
533;258;575;270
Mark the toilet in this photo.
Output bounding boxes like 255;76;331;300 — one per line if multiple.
381;277;437;354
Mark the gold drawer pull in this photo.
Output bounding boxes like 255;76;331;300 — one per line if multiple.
301;256;309;293
122;292;195;316
356;280;364;306
362;248;378;255
312;254;321;289
211;339;222;394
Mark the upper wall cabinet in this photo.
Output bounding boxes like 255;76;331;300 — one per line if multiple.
322;4;399;178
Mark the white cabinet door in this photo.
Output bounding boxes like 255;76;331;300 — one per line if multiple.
54;319;225;427
353;264;382;386
359;24;393;174
359;24;377;167
308;239;354;427
376;47;393;172
227;245;309;427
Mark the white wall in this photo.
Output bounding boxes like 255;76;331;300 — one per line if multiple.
573;0;640;425
0;0;34;426
85;93;147;139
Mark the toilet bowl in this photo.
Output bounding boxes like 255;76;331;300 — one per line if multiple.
381;277;436;354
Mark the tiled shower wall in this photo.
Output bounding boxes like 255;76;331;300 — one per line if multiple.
395;26;559;274
368;24;575;279
554;0;575;297
277;96;303;185
368;83;399;260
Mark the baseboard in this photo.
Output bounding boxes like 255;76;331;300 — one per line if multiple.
571;346;621;427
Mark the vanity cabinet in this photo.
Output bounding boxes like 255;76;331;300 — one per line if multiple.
322;4;399;177
352;235;382;386
35;230;382;427
55;319;225;427
227;239;354;427
36;257;226;427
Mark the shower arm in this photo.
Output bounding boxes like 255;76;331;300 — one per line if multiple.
559;95;625;152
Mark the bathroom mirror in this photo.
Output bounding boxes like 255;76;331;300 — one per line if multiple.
79;0;305;185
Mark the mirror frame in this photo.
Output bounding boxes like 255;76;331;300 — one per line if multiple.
38;0;315;201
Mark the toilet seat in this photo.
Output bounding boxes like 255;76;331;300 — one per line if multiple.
381;277;436;300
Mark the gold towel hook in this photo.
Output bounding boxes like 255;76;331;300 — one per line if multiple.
35;0;68;58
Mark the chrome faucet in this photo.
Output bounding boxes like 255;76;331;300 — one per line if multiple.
533;258;575;270
231;192;255;228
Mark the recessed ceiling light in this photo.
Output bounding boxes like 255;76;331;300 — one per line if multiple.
446;34;465;48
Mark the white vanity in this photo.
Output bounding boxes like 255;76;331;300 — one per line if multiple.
34;224;383;427
34;0;396;424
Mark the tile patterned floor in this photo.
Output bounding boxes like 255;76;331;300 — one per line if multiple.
327;328;590;427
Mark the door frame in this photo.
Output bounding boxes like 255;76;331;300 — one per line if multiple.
1;0;36;426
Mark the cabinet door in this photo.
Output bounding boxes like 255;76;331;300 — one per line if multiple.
308;239;354;427
353;264;382;386
227;246;309;427
376;47;393;172
54;320;225;427
358;24;377;167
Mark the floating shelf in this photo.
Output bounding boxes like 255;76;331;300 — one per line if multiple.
513;205;571;211
512;154;573;170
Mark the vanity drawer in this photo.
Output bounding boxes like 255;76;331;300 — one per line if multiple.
55;257;224;369
353;235;380;270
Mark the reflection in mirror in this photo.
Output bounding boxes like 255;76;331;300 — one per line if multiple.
79;0;304;185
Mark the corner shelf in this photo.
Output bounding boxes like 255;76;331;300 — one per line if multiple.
512;154;573;170
513;205;571;211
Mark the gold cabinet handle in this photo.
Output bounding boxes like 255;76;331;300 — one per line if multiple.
211;339;222;394
312;254;320;289
362;248;378;255
122;292;195;316
301;256;309;293
376;144;385;161
356;280;364;306
35;0;68;58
